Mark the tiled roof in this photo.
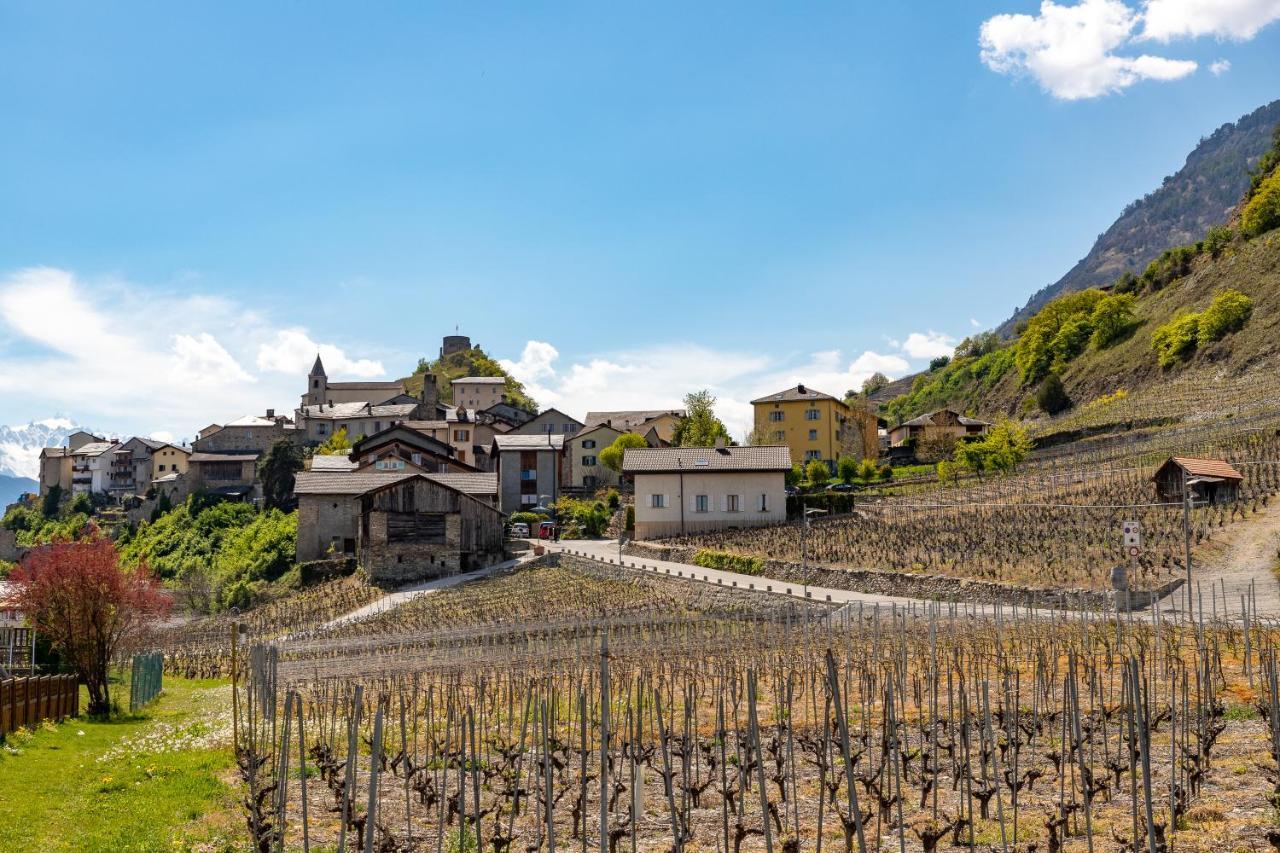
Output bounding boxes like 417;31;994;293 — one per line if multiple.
325;381;404;390
294;470;415;495
402;419;450;431
310;455;358;471
492;434;565;451
622;445;792;473
1167;457;1244;481
225;415;283;427
452;376;506;385
899;410;991;428
73;442;117;456
750;384;840;405
189;451;260;463
151;472;181;484
294;470;497;496
40;447;69;458
300;402;419;420
584;410;685;431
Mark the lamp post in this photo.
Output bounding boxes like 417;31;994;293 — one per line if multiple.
801;505;827;600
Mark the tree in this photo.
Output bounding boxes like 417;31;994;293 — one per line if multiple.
928;356;950;372
314;426;353;456
41;484;62;518
1036;372;1072;415
861;372;890;396
599;433;650;472
1088;293;1137;349
805;459;830;486
955;419;1032;479
1197;289;1253;343
408;346;539;412
671;390;731;447
11;538;170;715
785;464;803;487
836;455;858;483
259;439;304;510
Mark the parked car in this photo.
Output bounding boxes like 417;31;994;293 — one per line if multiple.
827;482;854;492
509;522;530;538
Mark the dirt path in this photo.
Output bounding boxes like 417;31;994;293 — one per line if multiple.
1193;503;1280;615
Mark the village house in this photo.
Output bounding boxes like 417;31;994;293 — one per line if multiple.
624;443;790;539
403;407;511;470
491;433;566;513
451;376;506;411
302;354;408;408
0;581;22;630
751;384;878;471
348;424;477;473
38;446;73;496
510;408;584;437
565;424;623;492
150;442;191;481
584;410;685;444
886;409;991;449
195;412;300;454
294;468;498;562
481;402;537;428
1152;457;1244;505
70;440;119;495
356;474;506;586
186;452;261;502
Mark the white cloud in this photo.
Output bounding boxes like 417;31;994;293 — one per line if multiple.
148;430;176;444
970;318;983;328
980;0;1197;99
499;340;560;383
898;331;957;360
256;328;385;378
1209;58;1232;74
1142;0;1280;41
0;267;389;441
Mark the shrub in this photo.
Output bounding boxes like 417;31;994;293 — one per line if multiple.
1197;289;1253;343
1152;312;1201;368
1089;292;1137;349
624;505;634;532
837;455;859;483
605;489;621;510
805;459;830;486
1015;289;1107;384
69;492;93;515
1203;225;1234;258
692;549;764;576
928;355;950;372
508;511;543;527
1036;373;1072;415
1242;167;1280;237
856;458;879;480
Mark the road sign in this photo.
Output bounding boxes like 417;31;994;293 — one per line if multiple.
1128;545;1141;558
1122;520;1142;549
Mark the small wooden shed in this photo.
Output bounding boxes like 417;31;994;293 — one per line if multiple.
357;474;506;586
1151;456;1243;505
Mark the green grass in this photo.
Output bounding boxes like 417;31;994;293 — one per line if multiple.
0;674;242;852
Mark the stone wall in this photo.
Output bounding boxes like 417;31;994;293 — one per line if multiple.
299;558;356;585
622;541;1183;612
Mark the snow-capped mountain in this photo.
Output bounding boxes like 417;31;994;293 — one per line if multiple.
0;417;86;480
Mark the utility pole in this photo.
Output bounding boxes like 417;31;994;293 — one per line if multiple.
1182;467;1193;621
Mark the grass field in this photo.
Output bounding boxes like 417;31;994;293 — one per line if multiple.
0;674;241;852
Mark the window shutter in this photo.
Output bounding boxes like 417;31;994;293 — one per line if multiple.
690;495;697;512
720;495;727;512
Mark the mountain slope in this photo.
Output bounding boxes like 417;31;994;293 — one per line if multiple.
1000;99;1280;335
0;418;85;480
0;474;38;508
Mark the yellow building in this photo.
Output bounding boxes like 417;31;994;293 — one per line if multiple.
751;384;877;470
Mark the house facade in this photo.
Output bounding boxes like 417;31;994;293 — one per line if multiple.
451;376;506;411
510;408;583;437
1152;457;1244;505
70;441;118;495
751;384;877;470
348;424;475;474
887;410;991;448
186;452;261;501
195;413;300;454
623;444;790;540
566;424;623;492
492;433;565;513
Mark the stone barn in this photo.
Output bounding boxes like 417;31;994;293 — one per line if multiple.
1151;456;1243;505
357;474;506;586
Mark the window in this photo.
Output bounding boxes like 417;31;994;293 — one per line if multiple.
759;493;769;512
650;494;667;509
411;453;422;465
318;423;328;435
520;493;539;506
374;421;382;432
695;494;709;513
582;439;596;449
769;411;785;422
454;429;470;441
158;464;166;472
804;450;822;461
727;494;741;512
376;459;406;471
773;430;785;441
808;429;818;440
582;455;597;466
805;408;820;421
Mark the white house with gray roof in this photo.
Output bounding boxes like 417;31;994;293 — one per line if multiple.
622;444;791;539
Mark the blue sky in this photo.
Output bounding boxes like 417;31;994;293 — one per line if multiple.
2;1;1279;442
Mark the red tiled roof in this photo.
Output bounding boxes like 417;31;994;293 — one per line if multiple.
1166;457;1244;481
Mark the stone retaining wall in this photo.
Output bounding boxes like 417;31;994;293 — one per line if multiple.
622;542;1183;612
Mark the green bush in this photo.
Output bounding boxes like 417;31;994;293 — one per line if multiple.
69;492;93;515
805;459;830;486
1015;289;1107;384
1036;372;1072;415
1242;167;1280;237
1203;225;1234;258
624;505;635;532
1089;292;1137;349
508;511;544;527
1152;312;1201;368
605;489;621;510
692;549;765;576
836;455;858;483
1198;289;1253;343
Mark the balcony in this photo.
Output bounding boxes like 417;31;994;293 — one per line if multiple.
520;470;538;481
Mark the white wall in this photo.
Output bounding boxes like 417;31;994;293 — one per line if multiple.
631;470;786;539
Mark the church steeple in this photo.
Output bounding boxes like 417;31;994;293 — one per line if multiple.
306;354;328;407
310;353;326;377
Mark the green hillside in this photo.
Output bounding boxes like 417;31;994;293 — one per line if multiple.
401;345;538;412
884;126;1280;428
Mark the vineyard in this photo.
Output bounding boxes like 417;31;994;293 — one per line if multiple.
673;410;1280;591
222;554;1280;852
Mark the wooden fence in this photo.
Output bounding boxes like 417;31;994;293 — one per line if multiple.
0;674;79;736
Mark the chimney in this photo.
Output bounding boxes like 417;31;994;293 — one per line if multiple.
798;383;807;395
266;408;275;419
714;436;726;449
